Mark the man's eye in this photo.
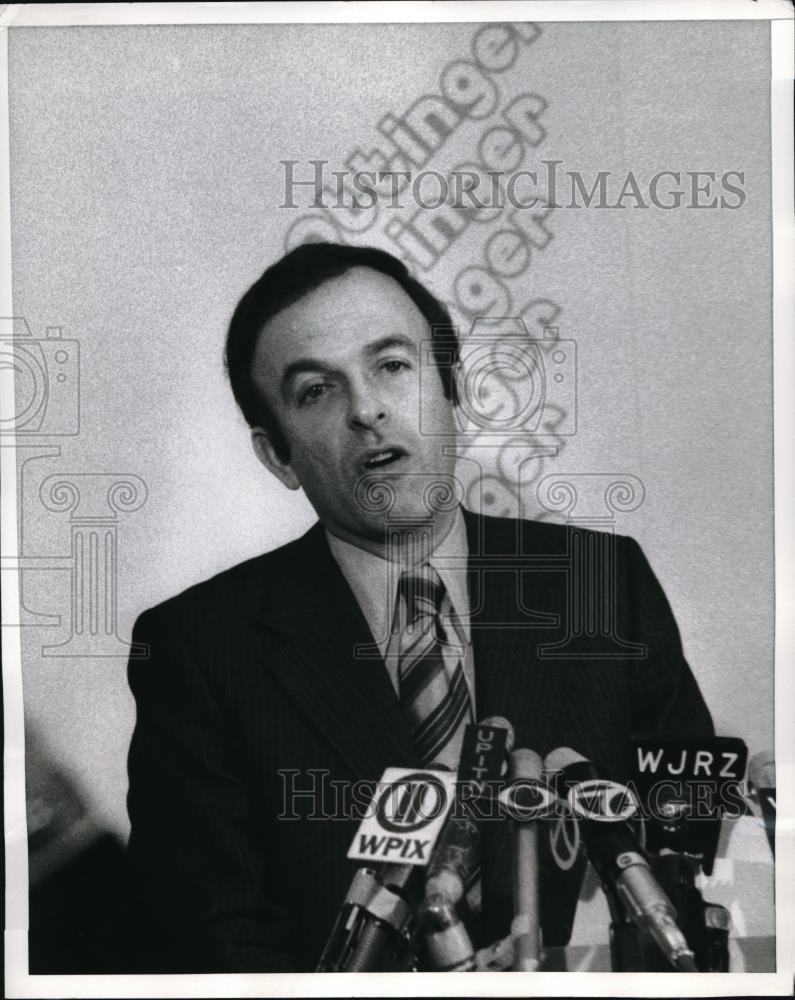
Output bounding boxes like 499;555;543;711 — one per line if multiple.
381;359;410;374
299;383;328;404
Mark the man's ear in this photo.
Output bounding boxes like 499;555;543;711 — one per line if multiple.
251;427;301;491
451;357;463;415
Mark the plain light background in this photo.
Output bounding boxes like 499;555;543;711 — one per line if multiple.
7;19;773;841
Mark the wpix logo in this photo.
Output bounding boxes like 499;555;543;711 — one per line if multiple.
348;767;456;866
376;772;449;833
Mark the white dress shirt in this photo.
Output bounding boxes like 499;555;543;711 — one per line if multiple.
326;507;476;715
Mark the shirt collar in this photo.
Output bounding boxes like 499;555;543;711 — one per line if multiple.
326;507;471;652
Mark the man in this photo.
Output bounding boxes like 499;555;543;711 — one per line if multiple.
126;242;713;972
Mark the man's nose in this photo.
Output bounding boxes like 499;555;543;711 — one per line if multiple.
347;381;387;431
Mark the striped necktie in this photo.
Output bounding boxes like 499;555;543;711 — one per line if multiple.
397;563;473;770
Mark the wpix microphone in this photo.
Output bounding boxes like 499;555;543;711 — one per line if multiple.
317;767;456;972
545;747;697;973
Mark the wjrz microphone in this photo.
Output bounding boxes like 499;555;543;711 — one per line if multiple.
629;733;748;872
546;747;697;973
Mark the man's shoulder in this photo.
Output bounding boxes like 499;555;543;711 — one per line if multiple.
136;520;324;627
136;510;644;628
466;509;636;554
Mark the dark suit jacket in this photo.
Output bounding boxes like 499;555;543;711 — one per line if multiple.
126;511;713;972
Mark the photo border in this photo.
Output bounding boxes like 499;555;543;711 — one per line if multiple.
2;2;793;997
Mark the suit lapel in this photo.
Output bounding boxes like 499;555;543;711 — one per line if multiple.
257;512;567;781
259;523;419;781
464;510;566;751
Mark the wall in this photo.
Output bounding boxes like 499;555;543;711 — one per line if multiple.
7;19;773;838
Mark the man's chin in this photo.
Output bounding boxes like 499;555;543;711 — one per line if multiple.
365;491;459;547
354;469;461;521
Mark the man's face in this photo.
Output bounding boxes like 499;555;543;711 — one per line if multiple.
250;267;459;553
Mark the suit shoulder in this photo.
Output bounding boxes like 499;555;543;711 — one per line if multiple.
469;510;637;554
135;523;320;628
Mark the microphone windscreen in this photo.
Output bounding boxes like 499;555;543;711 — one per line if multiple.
479;716;515;754
748;750;775;790
509;748;543;781
544;746;586;775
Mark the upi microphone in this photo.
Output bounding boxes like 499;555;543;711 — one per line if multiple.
427;718;514;904
419;718;514;971
748;751;776;857
545;747;697;972
478;715;516;775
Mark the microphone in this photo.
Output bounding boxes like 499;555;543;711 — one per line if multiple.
748;751;775;856
419;718;514;971
628;733;749;971
508;748;544;971
545;747;697;972
317;767;456;971
629;733;748;873
317;862;417;971
478;715;516;774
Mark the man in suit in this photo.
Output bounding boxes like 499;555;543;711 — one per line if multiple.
126;242;713;972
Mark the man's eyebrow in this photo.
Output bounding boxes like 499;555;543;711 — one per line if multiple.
363;335;418;357
280;358;332;397
280;336;418;397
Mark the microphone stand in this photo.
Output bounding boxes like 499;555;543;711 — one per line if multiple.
612;799;730;972
649;798;729;971
609;857;729;972
650;852;730;972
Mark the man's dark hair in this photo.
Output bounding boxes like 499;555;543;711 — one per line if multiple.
225;241;459;462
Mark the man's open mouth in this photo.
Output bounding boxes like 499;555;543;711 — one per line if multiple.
362;447;407;470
